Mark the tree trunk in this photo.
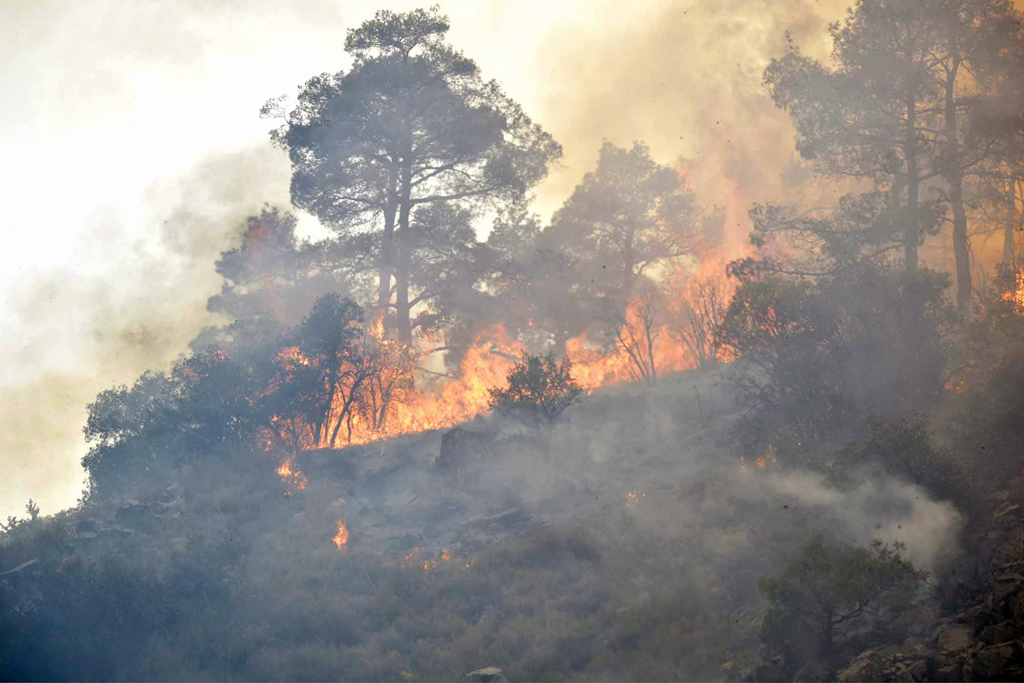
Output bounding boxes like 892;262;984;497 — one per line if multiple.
1005;176;1017;266
396;154;414;345
944;59;972;312
377;171;399;322
905;92;921;273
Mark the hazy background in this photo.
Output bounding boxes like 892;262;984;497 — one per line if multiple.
0;0;858;518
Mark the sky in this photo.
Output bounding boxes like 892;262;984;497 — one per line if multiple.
0;0;858;519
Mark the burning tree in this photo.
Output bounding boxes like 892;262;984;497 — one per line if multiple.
262;294;372;450
487;353;582;426
673;277;727;369
609;292;659;385
358;329;419;434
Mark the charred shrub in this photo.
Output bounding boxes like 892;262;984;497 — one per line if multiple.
947;266;1024;494
829;415;972;506
717;264;950;453
487;353;582;426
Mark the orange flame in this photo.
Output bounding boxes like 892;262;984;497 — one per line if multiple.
277;458;308;490
756;443;778;468
1002;270;1024;313
332;520;349;550
270;249;751;490
626;489;647;507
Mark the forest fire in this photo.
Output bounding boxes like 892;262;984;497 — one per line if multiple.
276;459;307;491
332;520;349;550
1002;269;1024;313
626;489;647;506
269;255;739;490
756;444;778;469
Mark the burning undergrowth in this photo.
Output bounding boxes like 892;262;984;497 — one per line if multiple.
156;365;960;680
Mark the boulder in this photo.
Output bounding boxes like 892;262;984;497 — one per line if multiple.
891;658;927;682
978;620;1016;646
751;662;787;681
957;603;990;628
935;624;973;653
465;667;508;683
933;662;962;682
971;642;1018;680
838;650;887;682
439;427;494;477
1010;591;1024;627
900;637;927;655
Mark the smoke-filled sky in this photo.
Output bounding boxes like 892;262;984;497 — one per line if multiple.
0;0;861;519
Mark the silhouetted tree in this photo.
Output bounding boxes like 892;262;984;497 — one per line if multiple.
204;207;352;330
550;141;697;315
767;0;1024;310
264;294;370;449
486;202;593;356
266;7;561;342
488;353;582;426
608;291;659;384
673;277;727;369
765;2;941;274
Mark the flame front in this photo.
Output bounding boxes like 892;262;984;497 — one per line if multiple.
268;252;743;488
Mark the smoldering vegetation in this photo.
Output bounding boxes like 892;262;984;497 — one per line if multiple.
0;367;967;681
5;1;1024;681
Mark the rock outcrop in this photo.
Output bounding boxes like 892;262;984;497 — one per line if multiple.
836;490;1024;681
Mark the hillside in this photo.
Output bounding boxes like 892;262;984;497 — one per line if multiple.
0;364;976;681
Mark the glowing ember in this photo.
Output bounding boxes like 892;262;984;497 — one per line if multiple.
441;548;451;561
332;520;349;550
626;489;647;506
756;443;778;469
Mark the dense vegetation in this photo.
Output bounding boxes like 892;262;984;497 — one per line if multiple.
5;1;1024;680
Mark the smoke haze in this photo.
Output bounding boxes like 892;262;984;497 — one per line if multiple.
3;0;1017;516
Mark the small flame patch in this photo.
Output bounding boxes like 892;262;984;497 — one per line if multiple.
332;520;349;550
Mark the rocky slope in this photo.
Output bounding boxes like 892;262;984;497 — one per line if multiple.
836;489;1024;682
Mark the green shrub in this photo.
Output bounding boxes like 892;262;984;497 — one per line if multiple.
487;353;582;426
760;535;926;680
